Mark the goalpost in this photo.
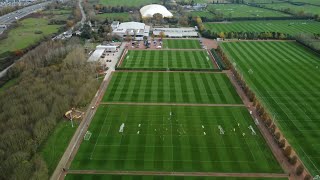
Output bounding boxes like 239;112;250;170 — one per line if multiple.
84;131;92;141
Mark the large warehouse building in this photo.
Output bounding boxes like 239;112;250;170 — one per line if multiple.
112;21;150;41
140;4;173;18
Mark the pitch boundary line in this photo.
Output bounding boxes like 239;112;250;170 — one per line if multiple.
67;170;288;178
100;102;245;107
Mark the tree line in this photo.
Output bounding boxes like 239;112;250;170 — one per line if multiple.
0;38;100;180
295;33;320;53
202;30;292;40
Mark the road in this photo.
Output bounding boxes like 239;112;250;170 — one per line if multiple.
0;1;51;25
52;0;86;40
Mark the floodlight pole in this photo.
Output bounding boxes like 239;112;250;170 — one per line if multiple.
70;111;74;128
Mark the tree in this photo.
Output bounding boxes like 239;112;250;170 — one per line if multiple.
278;139;286;148
274;132;280;141
304;174;312;180
289;155;297;165
153;13;163;24
125;34;132;42
219;32;225;39
159;32;166;40
80;24;92;39
296;164;304;176
283;146;292;158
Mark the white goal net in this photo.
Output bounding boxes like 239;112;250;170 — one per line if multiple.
84;131;92;141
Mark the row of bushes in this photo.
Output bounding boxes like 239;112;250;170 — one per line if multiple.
217;47;312;179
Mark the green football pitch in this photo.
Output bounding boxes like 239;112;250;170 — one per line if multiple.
120;50;215;70
65;174;288;180
204;20;320;36
207;4;290;18
102;72;242;104
162;39;202;49
220;41;320;176
70;105;282;173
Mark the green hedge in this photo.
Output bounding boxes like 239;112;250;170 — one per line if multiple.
210;49;226;70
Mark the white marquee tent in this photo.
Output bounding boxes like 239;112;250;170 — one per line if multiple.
140;4;173;18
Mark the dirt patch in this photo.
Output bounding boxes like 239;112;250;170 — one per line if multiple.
202;38;218;49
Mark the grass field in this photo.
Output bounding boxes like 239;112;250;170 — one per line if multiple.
42;9;72;20
0;18;61;54
70;104;282;173
162;39;201;49
189;11;214;18
243;0;283;3
102;72;242;104
204;20;320;35
0;78;18;94
96;12;130;22
297;0;320;5
40;120;78;175
220;41;320;176
120;50;214;70
98;0;160;7
263;3;320;16
207;4;290;18
65;174;288;180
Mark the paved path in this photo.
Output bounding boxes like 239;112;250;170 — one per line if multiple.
67;170;288;178
100;102;245;107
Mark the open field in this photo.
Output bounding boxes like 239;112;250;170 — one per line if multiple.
243;0;283;3
220;41;320;176
0;18;61;54
204;20;320;35
98;0;160;7
189;11;214;18
102;72;242;104
207;4;290;18
263;3;320;16
176;0;215;3
40;120;78;175
162;39;202;49
65;174;288;180
96;12;130;22
42;9;72;20
297;0;320;5
70;104;282;173
120;50;214;70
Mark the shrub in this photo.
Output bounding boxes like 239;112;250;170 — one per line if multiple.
34;30;43;34
278;139;286;148
289;155;297;165
283;146;292;157
296;164;304;176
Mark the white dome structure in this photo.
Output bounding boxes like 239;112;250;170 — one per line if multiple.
140;4;173;18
